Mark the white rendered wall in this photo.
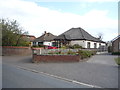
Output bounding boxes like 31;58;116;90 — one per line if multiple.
70;40;86;48
101;43;106;46
43;42;52;46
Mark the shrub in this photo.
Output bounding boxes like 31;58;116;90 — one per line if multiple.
48;51;54;55
91;50;97;55
67;50;76;55
65;44;83;49
77;50;94;59
73;44;83;49
54;51;61;54
61;46;67;49
66;45;74;49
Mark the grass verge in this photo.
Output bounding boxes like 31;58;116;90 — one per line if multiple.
115;57;120;65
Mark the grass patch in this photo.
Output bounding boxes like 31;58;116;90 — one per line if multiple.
115;57;120;65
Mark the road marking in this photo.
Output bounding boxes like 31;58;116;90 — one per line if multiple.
17;66;102;88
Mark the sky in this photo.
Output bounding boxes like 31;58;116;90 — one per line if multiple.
0;0;118;41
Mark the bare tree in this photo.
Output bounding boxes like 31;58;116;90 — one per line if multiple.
97;33;103;40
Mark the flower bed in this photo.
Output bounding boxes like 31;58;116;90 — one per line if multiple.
32;49;96;63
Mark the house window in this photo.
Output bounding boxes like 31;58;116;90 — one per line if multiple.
52;42;58;47
38;42;43;46
87;42;90;48
94;43;97;48
99;43;101;47
33;42;36;46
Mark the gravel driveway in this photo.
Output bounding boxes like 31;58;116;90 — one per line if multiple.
3;53;118;88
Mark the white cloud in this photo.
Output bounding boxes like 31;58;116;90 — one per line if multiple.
0;0;118;41
28;0;119;2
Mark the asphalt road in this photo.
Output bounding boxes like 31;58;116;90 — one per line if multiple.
2;63;92;88
2;54;119;88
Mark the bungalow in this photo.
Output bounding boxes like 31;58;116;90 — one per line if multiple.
32;31;57;46
54;27;106;49
111;35;120;53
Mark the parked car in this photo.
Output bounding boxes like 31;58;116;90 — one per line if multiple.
47;46;58;49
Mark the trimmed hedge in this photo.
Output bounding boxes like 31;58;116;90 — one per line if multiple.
112;52;120;55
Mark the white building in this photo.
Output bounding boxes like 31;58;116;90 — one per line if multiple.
32;31;57;46
54;27;106;49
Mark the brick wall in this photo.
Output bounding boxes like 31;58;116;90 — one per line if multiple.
32;54;80;63
112;38;120;52
2;46;32;56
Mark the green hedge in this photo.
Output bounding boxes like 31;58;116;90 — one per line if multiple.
112;52;120;55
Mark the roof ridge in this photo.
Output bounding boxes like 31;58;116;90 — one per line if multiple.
111;35;120;42
79;28;85;39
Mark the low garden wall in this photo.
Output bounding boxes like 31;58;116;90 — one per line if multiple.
32;54;80;63
32;48;97;63
2;46;32;56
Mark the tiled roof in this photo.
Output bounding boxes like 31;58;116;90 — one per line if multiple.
111;35;120;42
33;33;56;42
54;27;105;43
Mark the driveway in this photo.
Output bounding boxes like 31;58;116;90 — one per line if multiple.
2;53;118;88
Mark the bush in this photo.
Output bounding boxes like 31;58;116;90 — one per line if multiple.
65;44;83;49
61;46;67;49
54;51;61;54
91;50;97;55
77;50;94;59
66;45;74;49
73;44;83;49
67;50;76;55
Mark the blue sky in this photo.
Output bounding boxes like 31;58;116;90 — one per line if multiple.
0;0;118;41
38;2;118;19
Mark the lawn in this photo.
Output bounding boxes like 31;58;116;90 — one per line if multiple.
115;57;120;65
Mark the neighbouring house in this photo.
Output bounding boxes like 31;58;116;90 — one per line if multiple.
54;27;106;49
22;35;36;46
22;35;36;41
32;31;57;46
111;35;120;53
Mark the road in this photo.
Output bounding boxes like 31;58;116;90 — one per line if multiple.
2;63;92;88
2;54;119;88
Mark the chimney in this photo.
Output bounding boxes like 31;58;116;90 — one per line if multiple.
44;31;47;34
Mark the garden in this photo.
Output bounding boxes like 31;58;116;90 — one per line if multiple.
46;49;96;59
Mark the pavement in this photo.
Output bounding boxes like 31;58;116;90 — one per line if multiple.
2;53;119;88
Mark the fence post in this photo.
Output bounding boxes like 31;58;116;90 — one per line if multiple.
40;48;41;55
